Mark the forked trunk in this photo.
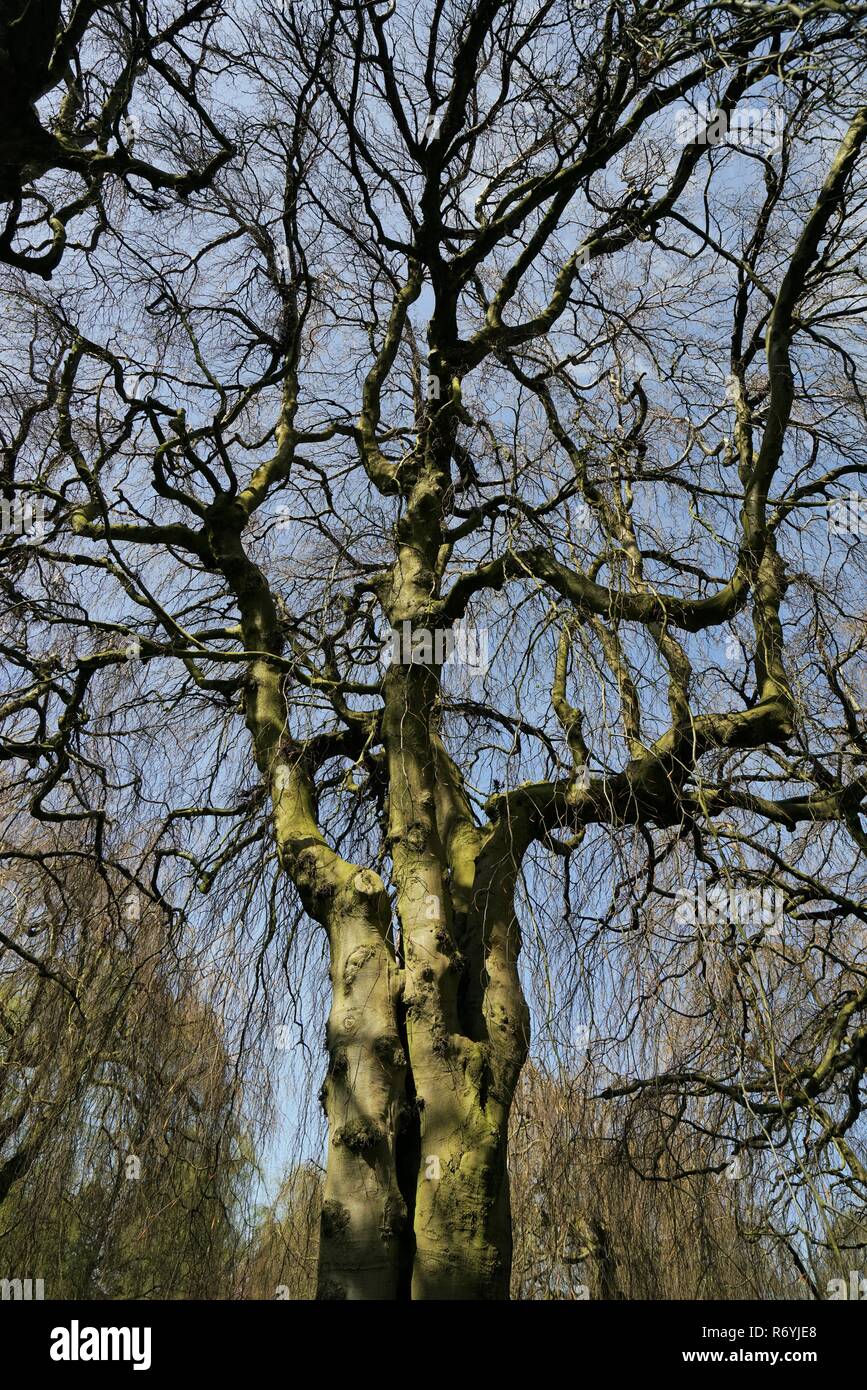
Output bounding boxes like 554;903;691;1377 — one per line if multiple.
311;656;530;1300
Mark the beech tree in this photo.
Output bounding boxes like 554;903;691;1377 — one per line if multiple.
0;0;232;276
3;0;867;1301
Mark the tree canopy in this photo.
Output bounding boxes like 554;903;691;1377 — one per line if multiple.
2;0;867;1300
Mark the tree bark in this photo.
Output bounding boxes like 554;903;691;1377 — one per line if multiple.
271;761;411;1301
314;862;409;1300
381;658;530;1299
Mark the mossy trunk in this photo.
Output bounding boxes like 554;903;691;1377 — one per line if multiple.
314;872;527;1300
314;864;410;1300
267;756;410;1300
248;468;530;1299
380;657;530;1300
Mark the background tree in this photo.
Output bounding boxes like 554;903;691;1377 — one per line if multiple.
0;832;254;1297
2;0;867;1301
240;1163;321;1300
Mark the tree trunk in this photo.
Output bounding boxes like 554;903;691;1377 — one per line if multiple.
315;863;409;1300
250;502;531;1298
380;660;530;1300
269;759;410;1301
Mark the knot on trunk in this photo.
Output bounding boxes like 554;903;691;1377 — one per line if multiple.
294;847;336;903
352;867;383;898
388;819;430;854
320;1199;351;1240
335;1118;384;1152
373;1033;406;1070
343;943;376;990
435;927;464;972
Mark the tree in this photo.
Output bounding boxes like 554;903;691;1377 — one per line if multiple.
509;1061;817;1300
0;838;252;1297
241;1163;321;1301
0;0;233;276
2;0;867;1300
